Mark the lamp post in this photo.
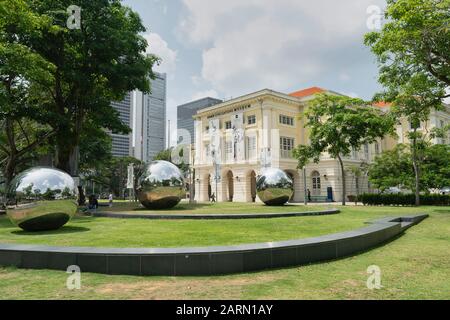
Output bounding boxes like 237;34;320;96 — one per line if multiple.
189;144;195;204
303;167;308;205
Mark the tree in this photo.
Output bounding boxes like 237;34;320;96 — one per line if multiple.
0;0;56;185
348;161;369;204
365;0;450;205
368;144;416;191
369;143;450;192
153;147;190;174
25;0;159;176
364;0;450;93
79;123;113;174
83;156;144;199
421;144;450;191
293;93;395;205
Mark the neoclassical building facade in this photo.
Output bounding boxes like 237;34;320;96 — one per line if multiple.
192;87;449;203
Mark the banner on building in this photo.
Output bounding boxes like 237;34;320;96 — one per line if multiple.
126;164;134;189
209;118;222;166
232;113;245;162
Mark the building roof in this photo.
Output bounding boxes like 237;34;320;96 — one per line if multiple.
373;101;392;108
177;97;223;109
289;86;325;98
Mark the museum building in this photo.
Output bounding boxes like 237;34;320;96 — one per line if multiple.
192;87;395;203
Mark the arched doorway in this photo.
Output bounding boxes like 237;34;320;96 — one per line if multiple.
203;174;212;201
248;170;257;202
311;171;321;196
225;171;234;202
285;171;295;201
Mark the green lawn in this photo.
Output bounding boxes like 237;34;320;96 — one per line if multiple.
95;201;325;214
0;204;348;248
0;205;449;299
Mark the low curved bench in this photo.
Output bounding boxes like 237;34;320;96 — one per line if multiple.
90;208;339;220
0;214;428;276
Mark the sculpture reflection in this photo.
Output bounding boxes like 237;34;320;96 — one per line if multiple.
137;160;185;209
6;167;78;231
256;168;294;206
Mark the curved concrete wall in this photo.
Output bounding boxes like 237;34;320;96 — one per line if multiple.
0;214;427;276
91;208;339;220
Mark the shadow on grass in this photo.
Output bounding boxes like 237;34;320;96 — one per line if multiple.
131;203;213;212
433;209;450;214
11;226;90;236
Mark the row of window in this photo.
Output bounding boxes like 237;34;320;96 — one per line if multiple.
351;142;381;160
204;136;295;161
280;137;295;158
279;115;294;126
205;114;295;132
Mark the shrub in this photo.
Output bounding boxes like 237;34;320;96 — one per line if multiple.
359;193;450;206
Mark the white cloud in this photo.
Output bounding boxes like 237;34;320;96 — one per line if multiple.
144;33;177;74
339;73;351;82
180;0;386;96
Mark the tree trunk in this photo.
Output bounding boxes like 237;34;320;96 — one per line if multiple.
4;119;17;188
4;157;16;189
411;131;420;206
337;155;346;206
55;134;84;204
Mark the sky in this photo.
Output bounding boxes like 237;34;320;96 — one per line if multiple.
122;0;388;146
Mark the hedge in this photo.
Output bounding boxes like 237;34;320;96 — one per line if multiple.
359;193;450;206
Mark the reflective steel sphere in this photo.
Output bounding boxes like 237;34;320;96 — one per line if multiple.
137;160;185;209
6;167;78;231
256;168;294;206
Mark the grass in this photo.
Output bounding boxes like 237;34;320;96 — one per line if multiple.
0;204;354;248
0;205;449;299
96;201;325;214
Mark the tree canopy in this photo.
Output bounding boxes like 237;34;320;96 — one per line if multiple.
0;0;57;185
369;143;450;192
365;0;450;205
22;0;159;175
293;93;395;205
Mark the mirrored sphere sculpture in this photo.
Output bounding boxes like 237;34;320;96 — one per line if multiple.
137;160;185;209
6;167;78;231
256;168;294;206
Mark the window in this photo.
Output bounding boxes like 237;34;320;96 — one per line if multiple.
280;137;295;158
375;142;380;155
312;171;321;194
225;141;233;161
364;143;369;159
440;120;448;144
205;126;210;134
352;147;358;159
247;136;257;160
225;121;232;130
205;144;210;159
247;115;256;125
279;115;294;126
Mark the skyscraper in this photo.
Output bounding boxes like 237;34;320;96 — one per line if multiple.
177;97;222;144
144;72;166;161
110;92;133;158
110;72;167;162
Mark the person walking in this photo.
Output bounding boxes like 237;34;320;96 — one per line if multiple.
108;193;113;207
307;189;312;202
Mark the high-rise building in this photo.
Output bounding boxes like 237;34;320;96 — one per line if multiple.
177;97;222;144
144;72;166;161
110;92;133;158
110;72;167;162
